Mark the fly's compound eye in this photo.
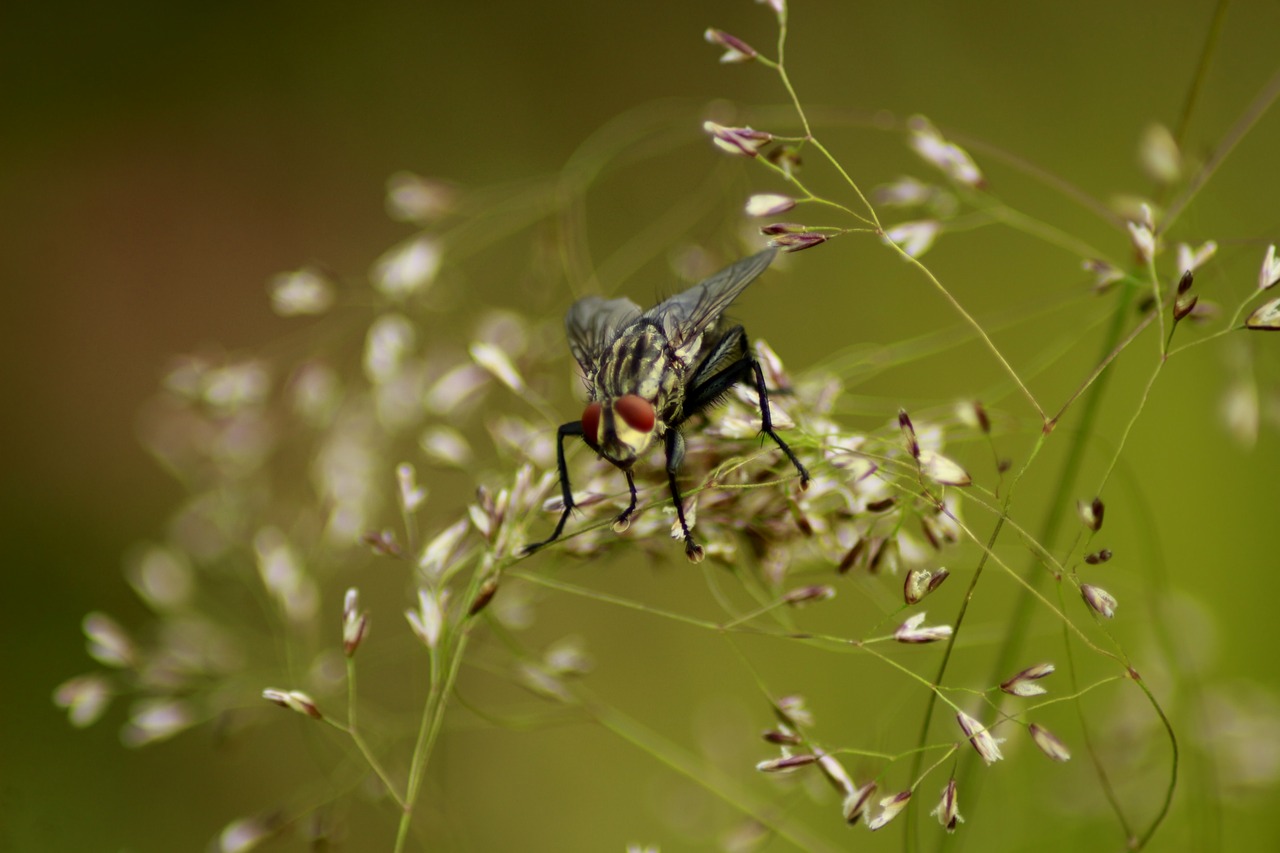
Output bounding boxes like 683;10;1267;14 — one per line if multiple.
614;394;655;433
581;402;602;446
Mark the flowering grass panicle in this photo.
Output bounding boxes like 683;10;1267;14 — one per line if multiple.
52;2;1280;850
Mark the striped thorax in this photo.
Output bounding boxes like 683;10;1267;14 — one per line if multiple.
581;323;702;468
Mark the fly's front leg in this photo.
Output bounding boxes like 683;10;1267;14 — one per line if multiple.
663;428;703;563
750;358;810;489
522;421;584;556
613;469;638;533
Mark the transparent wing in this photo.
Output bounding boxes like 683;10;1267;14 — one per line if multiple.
644;248;777;347
564;295;643;377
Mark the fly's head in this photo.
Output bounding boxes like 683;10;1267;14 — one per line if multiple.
581;394;657;469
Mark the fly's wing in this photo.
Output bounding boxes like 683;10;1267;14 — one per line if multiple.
564;295;643;379
643;248;777;348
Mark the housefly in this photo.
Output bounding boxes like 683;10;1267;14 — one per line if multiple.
523;247;810;562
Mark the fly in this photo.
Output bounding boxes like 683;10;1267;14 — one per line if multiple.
523;247;810;562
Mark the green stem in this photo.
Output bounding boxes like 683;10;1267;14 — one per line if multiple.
394;643;444;853
944;276;1140;844
343;658;406;810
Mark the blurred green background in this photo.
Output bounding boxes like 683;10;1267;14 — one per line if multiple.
5;1;1280;850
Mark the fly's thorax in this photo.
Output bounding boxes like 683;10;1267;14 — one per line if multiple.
597;323;680;411
581;394;662;468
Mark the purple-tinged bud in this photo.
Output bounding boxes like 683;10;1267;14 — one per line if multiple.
516;662;571;703
1259;244;1280;291
1084;258;1125;293
1000;662;1056;697
1175;295;1199;317
759;221;808;235
919;450;972;487
790;500;814;536
817;753;855;795
898;409;919;458
762;728;802;745
397;462;426;513
769;231;828;253
904;567;949;605
842;782;877;824
866;791;912;831
216;815;279;853
895;612;953;644
837;538;865;574
419;518;469;579
543;637;593;676
1176;240;1217;276
873;175;935;207
1128;220;1156;265
1083;548;1113;565
755;753;820;773
471;341;526;394
705;28;758;63
83;612;135;668
907;116;985;189
745;193;796;217
1081;584;1118;619
1139;123;1182;184
1078;497;1104;532
973;401;991;434
468;576;500;616
931;779;964;832
1029;723;1072;762
385;172;456;225
783;584;836;606
53;674;112;728
1246;296;1280;331
262;688;322;720
920;516;941;550
1174;288;1198;322
406;586;448;648
1176;269;1195;295
703;121;773;157
866;537;888;573
269;267;335;317
342;587;369;657
362;529;403;558
956;710;1004;764
775;694;814;728
883;220;941;258
373;237;442;300
866;497;897;513
121;699;195;746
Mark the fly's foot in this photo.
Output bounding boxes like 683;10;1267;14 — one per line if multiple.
612;515;631;534
685;541;705;564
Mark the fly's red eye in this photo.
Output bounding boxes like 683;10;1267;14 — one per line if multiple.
614;394;655;433
581;402;602;445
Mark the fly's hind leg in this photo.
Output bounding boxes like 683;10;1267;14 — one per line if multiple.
749;358;810;489
681;326;810;490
